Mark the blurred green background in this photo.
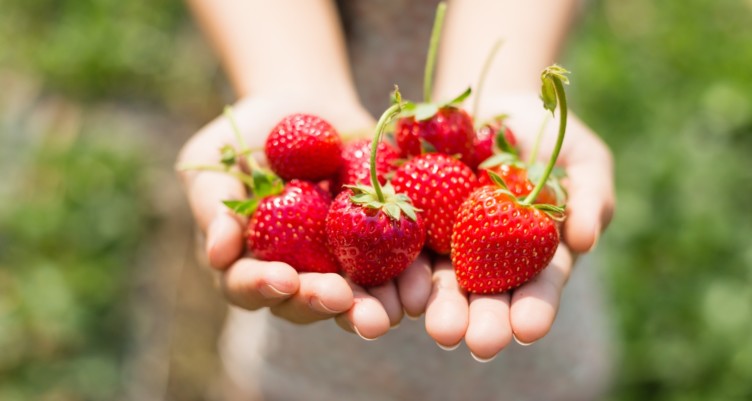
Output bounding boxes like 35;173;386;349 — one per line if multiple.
1;0;751;400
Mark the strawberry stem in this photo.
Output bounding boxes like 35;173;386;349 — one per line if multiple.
527;113;551;165
177;163;256;188
371;92;404;203
471;38;504;120
423;2;446;103
523;66;569;205
223;106;263;175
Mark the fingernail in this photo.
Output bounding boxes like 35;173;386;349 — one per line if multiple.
352;325;378;341
405;312;421;321
259;283;293;298
513;334;535;347
391;322;401;329
436;341;461;351
310;297;339;314
471;352;497;363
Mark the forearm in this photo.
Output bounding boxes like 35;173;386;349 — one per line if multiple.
186;0;359;103
433;0;579;100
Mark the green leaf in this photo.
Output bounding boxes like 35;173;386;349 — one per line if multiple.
494;126;518;156
400;203;418;221
486;170;509;190
541;77;557;114
478;153;517;169
420;138;437;154
527;163;545;184
414;103;440;121
384;203;402;220
444;87;472;106
223;199;259;216
219;145;237;168
252;170;283;198
533;203;567;221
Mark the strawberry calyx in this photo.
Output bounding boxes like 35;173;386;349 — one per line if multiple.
346;183;420;221
398;87;472;122
485;164;565;221
351;87;421;222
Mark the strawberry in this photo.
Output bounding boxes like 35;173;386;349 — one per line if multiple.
326;92;426;287
333;138;400;194
451;64;572;294
451;186;559;293
265;113;343;181
392;153;478;254
246;180;340;273
478;163;560;206
395;106;475;166
326;187;425;286
472;120;518;169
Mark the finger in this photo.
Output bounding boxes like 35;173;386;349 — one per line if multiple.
270;273;353;324
396;253;432;318
425;257;469;349
181;167;248;269
221;259;299;310
367;281;404;328
509;245;573;345
560;120;615;253
465;293;513;362
336;280;391;340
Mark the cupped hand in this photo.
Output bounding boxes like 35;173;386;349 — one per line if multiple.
424;93;615;360
177;95;433;339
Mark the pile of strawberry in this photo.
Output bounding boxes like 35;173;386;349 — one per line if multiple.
192;3;572;294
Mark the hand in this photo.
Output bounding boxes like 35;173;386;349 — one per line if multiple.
423;93;615;360
176;95;433;339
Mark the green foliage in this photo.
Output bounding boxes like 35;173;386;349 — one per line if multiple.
566;0;752;399
0;134;155;400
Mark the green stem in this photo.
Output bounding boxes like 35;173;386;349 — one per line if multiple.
223;106;262;173
178;163;255;188
370;103;402;202
527;113;551;165
523;78;567;205
423;2;446;103
471;39;504;120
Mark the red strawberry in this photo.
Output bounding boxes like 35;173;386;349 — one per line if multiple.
265;113;343;181
451;186;559;294
451;64;572;294
326;92;426;287
472;121;518;169
247;180;340;273
395;106;475;166
392;153;478;254
326;188;425;286
478;164;560;206
333;139;400;194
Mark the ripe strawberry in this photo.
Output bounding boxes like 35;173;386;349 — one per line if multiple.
451;64;572;294
333;139;400;194
326;91;426;287
392;153;478;254
265;113;343;181
478;163;560;206
472;121;518;169
326;187;425;286
246;180;340;273
395;106;475;166
451;186;559;293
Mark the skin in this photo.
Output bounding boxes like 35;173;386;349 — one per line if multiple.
179;0;615;360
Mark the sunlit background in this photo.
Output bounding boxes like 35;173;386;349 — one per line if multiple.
1;1;751;400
